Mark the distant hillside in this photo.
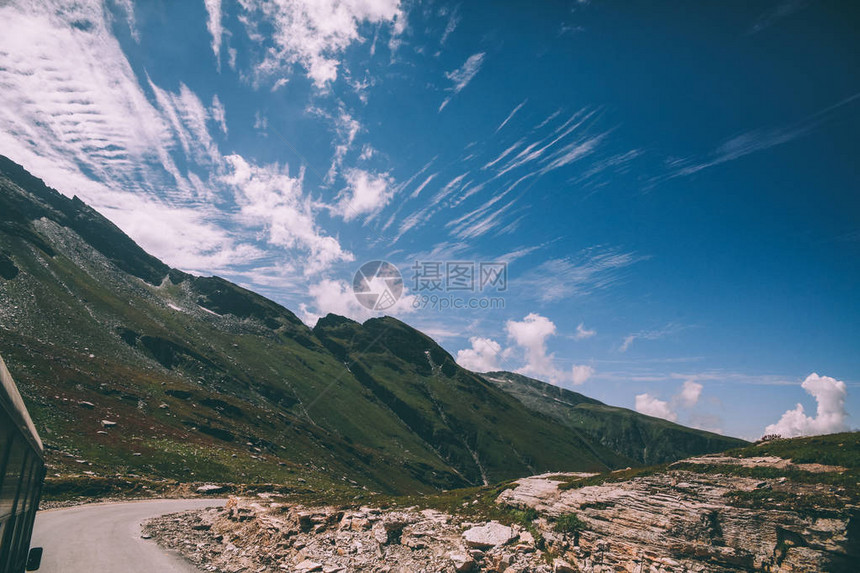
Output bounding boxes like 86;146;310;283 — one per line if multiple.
313;314;632;485
0;155;744;498
483;371;747;464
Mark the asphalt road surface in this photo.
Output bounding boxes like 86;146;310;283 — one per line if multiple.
31;498;227;573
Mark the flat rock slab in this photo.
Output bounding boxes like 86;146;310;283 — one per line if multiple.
462;522;516;549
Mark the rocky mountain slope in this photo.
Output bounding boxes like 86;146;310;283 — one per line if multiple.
484;372;745;465
0;155;744;497
144;432;859;572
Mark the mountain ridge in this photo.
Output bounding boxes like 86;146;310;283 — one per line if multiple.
483;371;746;464
0;155;746;498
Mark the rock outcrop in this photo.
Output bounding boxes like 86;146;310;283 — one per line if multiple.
497;456;856;572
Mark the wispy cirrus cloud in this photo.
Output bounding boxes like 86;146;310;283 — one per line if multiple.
0;1;179;194
444;172;534;240
0;0;368;280
520;247;646;303
619;323;685;353
385;105;621;245
666;92;860;179
210;95;228;135
439;4;460;46
321;107;361;183
439;52;486;111
495;99;527;133
203;0;223;64
409;173;438;200
0;0;244;274
747;0;808;35
574;322;596;340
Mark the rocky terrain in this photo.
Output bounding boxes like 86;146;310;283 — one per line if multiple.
143;433;859;572
144;497;556;573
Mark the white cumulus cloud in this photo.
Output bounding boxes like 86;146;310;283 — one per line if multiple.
678;380;703;407
506;313;558;379
223;154;353;275
635;393;677;422
634;379;706;423
571;364;595;385
456;337;502;373
334;169;394;222
239;0;405;88
503;313;595;386
298;277;415;326
764;373;849;438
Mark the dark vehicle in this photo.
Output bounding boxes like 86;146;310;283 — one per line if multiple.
0;354;44;572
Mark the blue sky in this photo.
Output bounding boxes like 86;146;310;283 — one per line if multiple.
0;0;857;440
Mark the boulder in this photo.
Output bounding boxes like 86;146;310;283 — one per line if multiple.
196;484;227;494
449;552;475;572
372;522;389;544
462;522;517;549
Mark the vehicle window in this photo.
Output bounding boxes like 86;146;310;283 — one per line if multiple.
0;434;24;520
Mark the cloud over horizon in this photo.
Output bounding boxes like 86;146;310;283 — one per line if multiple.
635;378;705;424
455;313;594;386
764;373;850;438
635;393;677;422
456;337;503;373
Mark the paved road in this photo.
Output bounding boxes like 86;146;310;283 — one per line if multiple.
31;498;226;573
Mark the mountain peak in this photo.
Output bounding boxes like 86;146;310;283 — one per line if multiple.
0;155;170;284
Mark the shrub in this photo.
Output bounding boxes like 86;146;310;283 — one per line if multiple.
554;512;586;534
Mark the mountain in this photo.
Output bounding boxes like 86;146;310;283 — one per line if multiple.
0;155;746;497
312;314;632;485
482;371;746;464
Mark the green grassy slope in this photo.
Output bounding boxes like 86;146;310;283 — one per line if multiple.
724;431;860;467
483;371;748;464
313;315;634;484
0;158;461;495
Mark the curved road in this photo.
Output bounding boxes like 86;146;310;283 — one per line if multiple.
31;498;227;573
